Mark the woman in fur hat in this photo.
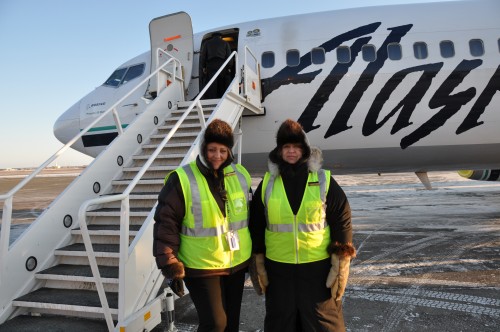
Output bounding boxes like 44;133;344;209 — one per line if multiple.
249;119;355;332
153;119;252;332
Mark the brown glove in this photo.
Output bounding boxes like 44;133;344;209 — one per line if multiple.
248;253;269;295
326;253;351;301
161;262;185;297
161;261;185;279
168;278;185;297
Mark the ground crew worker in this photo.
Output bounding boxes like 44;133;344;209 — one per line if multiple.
200;32;232;99
153;119;252;332
249;119;356;332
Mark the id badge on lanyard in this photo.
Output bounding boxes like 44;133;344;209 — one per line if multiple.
225;230;240;251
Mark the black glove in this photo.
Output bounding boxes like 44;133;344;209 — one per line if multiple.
168;278;185;297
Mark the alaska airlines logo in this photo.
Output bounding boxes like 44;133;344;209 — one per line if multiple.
261;23;500;149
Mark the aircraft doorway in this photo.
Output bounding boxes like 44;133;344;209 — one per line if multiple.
199;29;239;99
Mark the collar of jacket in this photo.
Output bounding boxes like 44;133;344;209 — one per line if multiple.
267;146;323;177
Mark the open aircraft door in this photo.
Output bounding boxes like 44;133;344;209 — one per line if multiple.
149;12;193;96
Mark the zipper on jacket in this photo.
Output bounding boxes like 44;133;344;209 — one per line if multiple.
225;203;233;268
294;214;299;264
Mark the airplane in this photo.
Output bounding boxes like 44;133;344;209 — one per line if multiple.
53;0;500;186
2;1;500;331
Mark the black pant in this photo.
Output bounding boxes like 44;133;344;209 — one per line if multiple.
184;269;246;332
205;58;229;99
264;258;346;332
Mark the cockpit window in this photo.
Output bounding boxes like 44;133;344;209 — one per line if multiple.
103;63;145;87
104;68;127;87
122;64;145;85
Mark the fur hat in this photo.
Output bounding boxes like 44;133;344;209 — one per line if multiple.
204;119;234;149
269;119;311;163
199;119;234;170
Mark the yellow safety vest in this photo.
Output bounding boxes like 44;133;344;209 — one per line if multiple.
171;162;252;269
262;170;331;264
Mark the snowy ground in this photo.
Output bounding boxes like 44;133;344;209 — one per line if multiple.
337;172;500;331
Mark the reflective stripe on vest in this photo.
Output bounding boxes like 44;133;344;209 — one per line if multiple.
174;161;252;270
181;163;250;236
263;169;331;264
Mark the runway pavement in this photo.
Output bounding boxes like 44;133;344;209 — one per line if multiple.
2;170;499;331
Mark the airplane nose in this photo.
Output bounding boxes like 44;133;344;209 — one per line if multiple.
53;101;80;145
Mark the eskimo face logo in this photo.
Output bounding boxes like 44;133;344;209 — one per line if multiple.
261;23;500;149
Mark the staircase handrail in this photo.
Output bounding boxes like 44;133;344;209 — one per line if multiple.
0;52;182;288
77;50;239;331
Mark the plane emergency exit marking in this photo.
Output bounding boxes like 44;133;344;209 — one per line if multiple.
262;23;500;149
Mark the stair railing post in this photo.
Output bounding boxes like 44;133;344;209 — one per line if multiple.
78;202;115;332
235;117;243;165
195;100;206;130
112;107;124;135
0;196;13;284
118;196;130;325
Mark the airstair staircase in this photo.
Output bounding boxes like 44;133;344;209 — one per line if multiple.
0;42;263;331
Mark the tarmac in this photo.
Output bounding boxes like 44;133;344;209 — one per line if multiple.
1;170;499;331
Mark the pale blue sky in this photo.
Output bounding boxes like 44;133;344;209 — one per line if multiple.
0;0;456;169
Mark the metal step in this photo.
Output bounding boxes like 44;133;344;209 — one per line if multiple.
141;142;193;149
0;314;110;331
71;224;141;237
12;288;118;318
177;99;218;109
166;114;209;122
133;153;186;161
111;179;164;187
55;243;120;258
35;265;119;292
131;153;185;167
36;264;118;281
122;165;176;173
149;132;199;140
157;122;202;131
171;108;212;115
92;193;158;210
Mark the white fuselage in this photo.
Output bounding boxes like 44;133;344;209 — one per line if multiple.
54;0;500;174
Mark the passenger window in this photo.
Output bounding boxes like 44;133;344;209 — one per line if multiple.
286;50;300;67
261;51;275;68
469;39;484;57
103;67;127;87
311;47;325;64
336;46;350;63
362;45;376;62
440;40;455;58
121;64;145;85
387;43;402;60
413;42;428;59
